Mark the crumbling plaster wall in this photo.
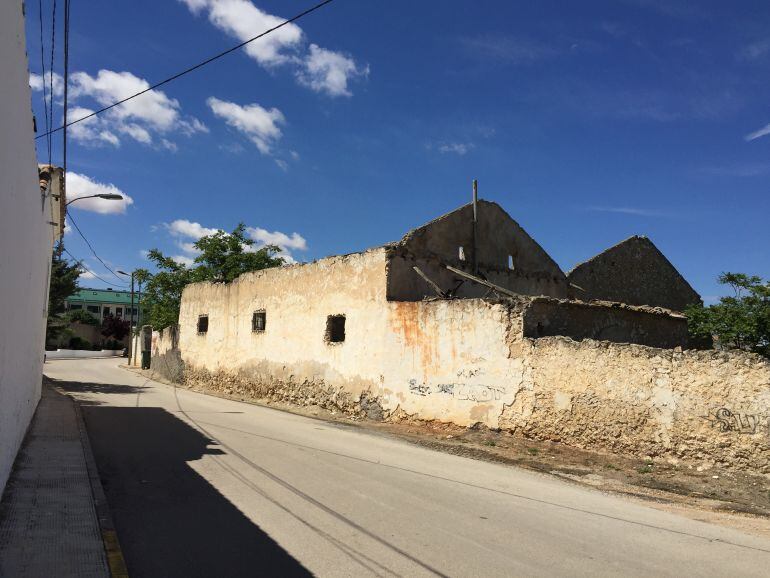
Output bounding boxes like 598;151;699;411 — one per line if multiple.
171;251;770;472
386;201;568;301
178;248;392;414
176;249;527;425
151;325;182;383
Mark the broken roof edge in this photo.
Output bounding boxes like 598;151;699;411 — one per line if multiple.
182;245;391;290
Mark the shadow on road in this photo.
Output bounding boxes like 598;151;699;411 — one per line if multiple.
48;376;145;398
82;404;310;577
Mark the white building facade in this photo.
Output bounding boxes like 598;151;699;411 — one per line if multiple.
0;1;63;494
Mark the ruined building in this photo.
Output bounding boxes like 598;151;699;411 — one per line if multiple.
153;200;770;472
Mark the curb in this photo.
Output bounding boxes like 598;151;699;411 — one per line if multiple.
72;400;130;577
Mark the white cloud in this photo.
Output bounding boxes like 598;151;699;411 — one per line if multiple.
30;69;207;149
29;71;64;97
79;270;97;280
67;107;120;146
171;255;196;267
71;70;179;130
66;172;134;214
745;123;770;141
246;227;307;251
737;39;770;62
438;142;474;155
585;206;668;217
460;35;559;65
166;219;220;239
207;97;284;154
161;218;307;264
275;159;289;171
201;0;302;66
297;44;368;97
179;0;366;96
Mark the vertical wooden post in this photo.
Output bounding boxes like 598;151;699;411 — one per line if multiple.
472;179;478;274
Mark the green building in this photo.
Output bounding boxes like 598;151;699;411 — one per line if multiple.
65;287;142;326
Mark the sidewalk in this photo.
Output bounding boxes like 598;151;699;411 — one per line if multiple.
0;382;119;577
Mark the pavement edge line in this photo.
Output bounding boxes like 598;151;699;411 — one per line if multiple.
72;396;130;578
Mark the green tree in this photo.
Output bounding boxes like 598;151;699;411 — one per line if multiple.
686;273;770;357
193;224;283;283
141;224;284;329
140;251;195;330
46;242;82;344
66;308;99;325
101;314;131;341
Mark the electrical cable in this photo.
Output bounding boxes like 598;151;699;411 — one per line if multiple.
66;210;128;285
63;0;70;184
35;0;335;140
62;247;127;288
48;0;58;166
37;0;51;156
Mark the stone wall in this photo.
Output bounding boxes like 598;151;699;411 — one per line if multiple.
568;236;701;311
164;251;770;472
151;325;182;382
522;298;689;348
503;338;770;472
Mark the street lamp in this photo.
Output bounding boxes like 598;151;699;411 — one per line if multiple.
65;193;123;207
117;270;135;364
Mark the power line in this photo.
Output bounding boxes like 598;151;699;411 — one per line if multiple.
48;0;58;165
35;0;335;141
63;0;70;182
62;247;127;288
66;210;128;285
37;0;51;155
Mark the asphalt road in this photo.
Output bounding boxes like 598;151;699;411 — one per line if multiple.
45;358;770;577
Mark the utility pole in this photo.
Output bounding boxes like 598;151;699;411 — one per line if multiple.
118;270;135;364
472;179;478;275
134;279;143;367
129;274;135;365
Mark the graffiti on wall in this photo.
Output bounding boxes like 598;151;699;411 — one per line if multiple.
408;380;431;396
707;408;770;435
408;379;505;402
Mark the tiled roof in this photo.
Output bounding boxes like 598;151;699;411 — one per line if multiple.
66;288;136;305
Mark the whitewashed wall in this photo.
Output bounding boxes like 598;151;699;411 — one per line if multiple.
0;2;53;494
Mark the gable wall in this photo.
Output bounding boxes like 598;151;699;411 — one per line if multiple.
386;201;569;301
568;236;700;311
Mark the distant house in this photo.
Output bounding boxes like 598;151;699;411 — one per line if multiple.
66;287;142;326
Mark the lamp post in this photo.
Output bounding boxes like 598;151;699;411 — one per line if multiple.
117;270;134;364
65;193;123;207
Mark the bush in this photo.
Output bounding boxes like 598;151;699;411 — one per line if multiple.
103;339;123;350
68;336;91;350
101;314;131;341
67;309;99;325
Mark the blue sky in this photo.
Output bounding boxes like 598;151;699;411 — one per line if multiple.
28;0;770;301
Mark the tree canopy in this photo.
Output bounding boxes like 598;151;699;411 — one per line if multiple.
686;273;770;357
46;242;81;344
141;223;284;330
